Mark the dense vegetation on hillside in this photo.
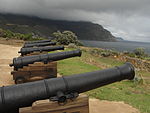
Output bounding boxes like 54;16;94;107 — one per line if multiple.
0;28;83;46
0;13;116;41
0;28;44;41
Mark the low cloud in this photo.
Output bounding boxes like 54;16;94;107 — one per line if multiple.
0;0;150;42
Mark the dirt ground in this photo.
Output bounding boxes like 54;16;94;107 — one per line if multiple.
89;99;139;113
0;44;20;86
0;41;140;113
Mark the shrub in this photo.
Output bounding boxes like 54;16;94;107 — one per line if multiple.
68;43;78;49
133;47;145;57
89;48;102;56
101;52;111;57
133;74;145;85
52;31;82;45
89;48;119;57
123;51;130;55
128;53;136;57
2;30;14;38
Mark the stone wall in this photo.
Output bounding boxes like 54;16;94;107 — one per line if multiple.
117;55;150;72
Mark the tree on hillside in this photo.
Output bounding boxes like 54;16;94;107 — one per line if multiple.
52;31;82;45
133;47;145;57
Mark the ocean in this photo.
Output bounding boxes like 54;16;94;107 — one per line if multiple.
81;40;150;54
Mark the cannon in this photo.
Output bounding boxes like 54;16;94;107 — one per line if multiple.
25;39;51;44
18;46;65;56
10;49;82;71
10;50;82;84
0;63;135;113
23;41;56;48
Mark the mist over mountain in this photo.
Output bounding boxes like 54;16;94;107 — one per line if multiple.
0;13;116;41
116;37;124;41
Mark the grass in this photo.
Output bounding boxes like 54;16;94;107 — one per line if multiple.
57;47;150;113
86;81;150;113
52;48;100;75
82;51;124;67
58;57;100;76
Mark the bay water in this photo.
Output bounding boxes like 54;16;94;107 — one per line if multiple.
81;40;150;54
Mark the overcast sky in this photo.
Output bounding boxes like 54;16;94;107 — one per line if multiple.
0;0;150;42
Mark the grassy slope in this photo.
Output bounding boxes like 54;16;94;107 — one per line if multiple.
57;48;150;113
58;57;100;76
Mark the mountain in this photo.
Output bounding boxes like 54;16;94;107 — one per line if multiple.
0;13;116;41
116;37;125;41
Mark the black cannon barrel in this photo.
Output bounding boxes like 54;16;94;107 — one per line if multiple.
0;63;135;113
18;46;65;56
25;39;51;44
10;49;82;70
23;41;56;48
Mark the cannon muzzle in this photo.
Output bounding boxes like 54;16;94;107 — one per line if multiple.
0;63;135;113
11;49;82;70
25;39;51;44
23;42;56;48
18;46;65;56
